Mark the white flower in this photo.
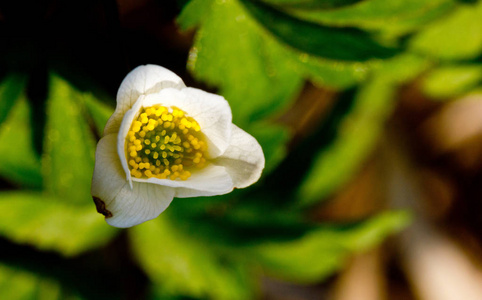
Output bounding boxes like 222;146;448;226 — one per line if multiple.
91;65;265;228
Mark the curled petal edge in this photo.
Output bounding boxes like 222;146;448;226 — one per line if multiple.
104;65;186;136
92;134;175;228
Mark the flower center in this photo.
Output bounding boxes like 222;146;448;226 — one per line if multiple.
125;105;207;180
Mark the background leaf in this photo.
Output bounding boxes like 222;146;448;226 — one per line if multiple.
0;192;117;256
240;0;400;61
0;96;42;188
248;211;410;283
0;73;26;126
130;216;254;300
42;75;96;205
261;0;364;10
410;1;482;60
422;65;482;99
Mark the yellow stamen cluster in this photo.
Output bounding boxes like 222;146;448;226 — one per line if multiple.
125;105;207;180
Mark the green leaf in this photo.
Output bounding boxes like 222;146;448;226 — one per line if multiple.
130;216;254;300
410;1;482;60
82;93;114;136
177;0;214;30
282;0;454;37
422;65;482;99
298;75;397;205
262;0;364;10
185;0;303;127
0;73;26;126
0;192;117;256
247;211;410;283
287;52;377;88
42;75;96;205
0;97;42;188
0;263;85;300
240;0;400;61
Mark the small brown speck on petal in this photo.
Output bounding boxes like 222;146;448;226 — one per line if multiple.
93;196;113;218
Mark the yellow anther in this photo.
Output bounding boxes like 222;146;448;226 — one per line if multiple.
126;104;208;181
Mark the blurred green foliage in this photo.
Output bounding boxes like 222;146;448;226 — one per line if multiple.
2;0;482;298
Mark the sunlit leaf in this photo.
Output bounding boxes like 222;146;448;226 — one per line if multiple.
180;0;377;90
0;192;117;256
423;65;482;99
410;1;482;60
262;0;363;10
184;0;303;128
130;216;254;300
0;97;42;188
42;75;96;205
177;0;214;30
240;0;400;61
247;211;410;283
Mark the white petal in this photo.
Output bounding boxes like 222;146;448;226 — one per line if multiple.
104;65;186;136
213;124;265;189
141;87;232;157
91;134;175;228
132;164;234;198
116;95;146;186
